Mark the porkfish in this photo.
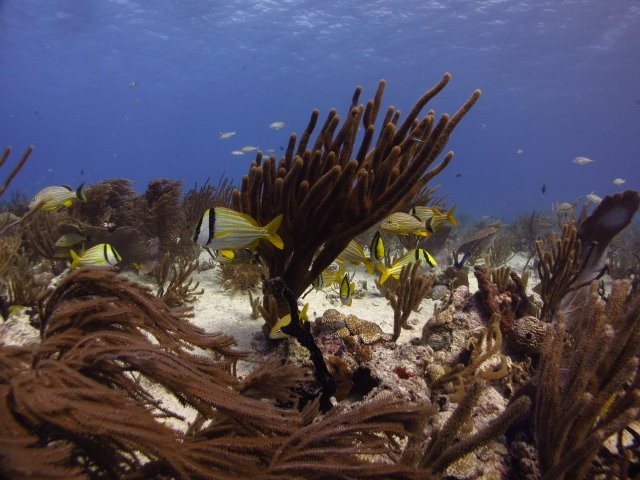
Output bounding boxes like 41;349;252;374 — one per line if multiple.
70;243;121;269
193;207;284;258
377;248;437;285
269;303;310;339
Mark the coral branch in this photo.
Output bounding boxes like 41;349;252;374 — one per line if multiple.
234;76;480;308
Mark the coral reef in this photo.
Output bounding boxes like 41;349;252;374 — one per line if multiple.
2;81;639;477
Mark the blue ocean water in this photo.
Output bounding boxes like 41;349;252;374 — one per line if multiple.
1;0;638;220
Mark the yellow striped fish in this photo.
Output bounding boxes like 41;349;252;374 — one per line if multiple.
193;207;284;258
339;273;356;307
379;212;430;236
70;243;121;268
411;205;458;229
312;264;346;290
337;239;375;274
269;303;310;339
369;231;385;263
377;248;437;285
29;183;87;210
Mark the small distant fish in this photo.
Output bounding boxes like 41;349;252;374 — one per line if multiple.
337;240;375;274
29;183;87;210
516;148;524;154
268;121;287;130
479;122;487;129
455;173;462;178
231;150;245;156
218;131;237;140
269;303;310;339
128;80;137;88
55;232;87;248
613;178;626;186
556;202;574;212
380;212;430;236
240;145;258;153
193;207;284;257
541;184;546;194
70;243;121;268
377;248;437;285
586;191;602;204
573;156;594;165
339;273;356;307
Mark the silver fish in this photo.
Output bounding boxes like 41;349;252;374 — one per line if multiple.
268;121;287;130
218;131;237;140
573;156;594;165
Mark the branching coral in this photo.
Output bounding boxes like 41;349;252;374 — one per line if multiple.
182;176;236;233
233;74;480;309
535;222;584;323
218;262;266;293
154;254;204;308
381;262;434;341
0;145;31;199
534;280;640;479
5;266;509;479
417;379;531;476
429;313;509;401
70;178;139;227
536;191;639;324
20;209;71;260
142;178;187;256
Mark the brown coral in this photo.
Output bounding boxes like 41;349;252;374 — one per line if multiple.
534;280;640;479
234;75;480;312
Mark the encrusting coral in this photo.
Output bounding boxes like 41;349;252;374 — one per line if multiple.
233;74;480;311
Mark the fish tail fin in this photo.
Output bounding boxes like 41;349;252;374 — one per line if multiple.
364;259;375;275
264;214;284;249
77;182;87;202
378;265;390;285
446;205;457;225
69;249;80;268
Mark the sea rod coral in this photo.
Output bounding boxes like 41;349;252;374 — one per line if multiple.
233;73;480;315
